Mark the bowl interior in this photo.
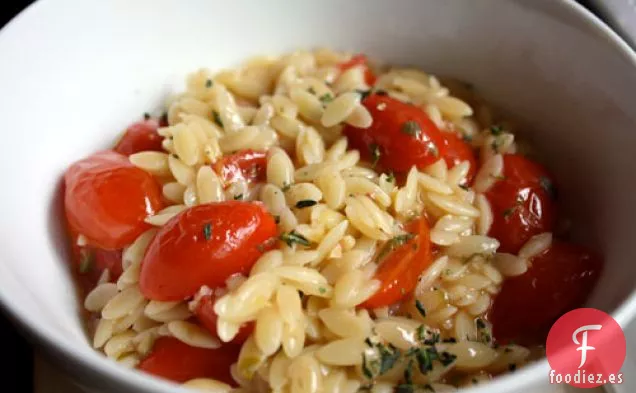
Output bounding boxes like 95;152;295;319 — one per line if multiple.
1;0;635;392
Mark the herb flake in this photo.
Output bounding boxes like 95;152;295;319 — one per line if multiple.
205;79;213;88
279;231;310;247
490;125;504;136
143;112;151;120
375;233;415;263
233;194;244;200
212;110;224;128
356;89;371;101
401;121;421;137
79;249;94;274
319;93;334;103
370;143;381;167
415;300;427;318
202;223;213;241
539;176;557;200
295;199;317;209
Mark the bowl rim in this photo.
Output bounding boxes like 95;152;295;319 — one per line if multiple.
1;0;636;392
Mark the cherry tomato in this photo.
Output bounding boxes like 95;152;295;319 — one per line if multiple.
486;154;556;254
114;119;163;156
64;151;164;250
440;131;477;184
339;54;376;86
362;217;433;308
213;150;267;186
139;201;277;301
194;292;253;345
344;95;476;176
490;241;602;345
137;337;238;385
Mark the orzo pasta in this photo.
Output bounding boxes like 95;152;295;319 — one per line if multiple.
63;49;603;392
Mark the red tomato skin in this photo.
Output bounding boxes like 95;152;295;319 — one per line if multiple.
114;119;163;156
440;131;477;184
64;150;164;250
139;201;277;301
486;154;556;254
137;337;238;385
339;54;376;85
489;241;602;345
362;218;433;309
195;293;253;344
345;95;448;173
213;150;267;185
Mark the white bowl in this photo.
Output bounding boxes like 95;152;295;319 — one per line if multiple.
1;0;635;392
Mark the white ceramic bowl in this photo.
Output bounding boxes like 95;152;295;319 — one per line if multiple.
1;0;636;392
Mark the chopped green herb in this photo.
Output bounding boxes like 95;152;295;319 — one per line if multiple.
490;125;504;136
415;347;438;373
279;231;310;247
415;300;427;318
171;153;179;159
79;249;94;274
365;337;373;347
401;121;421;137
378;344;401;375
319;93;334;103
143;112;151;120
462;134;473;142
307;87;317;95
404;359;414;384
356;89;371;101
458;183;470;191
205;79;213;88
385;171;395;183
438;351;457;366
423;332;440;346
539;176;557;199
295;199;317;209
361;353;374;379
202;222;213;240
318;287;327;294
375;233;415;263
508;363;517;371
416;325;426;342
503;207;515;219
476;318;486;329
212;110;224;128
281;182;291;192
233;194;244;200
370;143;381;167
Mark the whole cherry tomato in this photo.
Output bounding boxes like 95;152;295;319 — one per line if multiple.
490;241;602;345
194;291;253;345
114;119;163;156
338;54;377;86
213;150;267;185
137;337;238;385
139;201;277;301
486;154;556;254
64;150;163;249
344;95;476;178
362;217;433;309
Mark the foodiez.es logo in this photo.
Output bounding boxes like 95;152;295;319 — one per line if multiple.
547;308;626;388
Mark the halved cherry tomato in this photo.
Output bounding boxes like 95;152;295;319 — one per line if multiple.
64;150;164;250
362;217;433;308
213;150;267;186
440;131;477;184
194;292;253;345
114;119;163;156
139;201;277;301
137;337;238;385
339;54;376;86
490;241;602;345
486;154;556;254
344;95;476;178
